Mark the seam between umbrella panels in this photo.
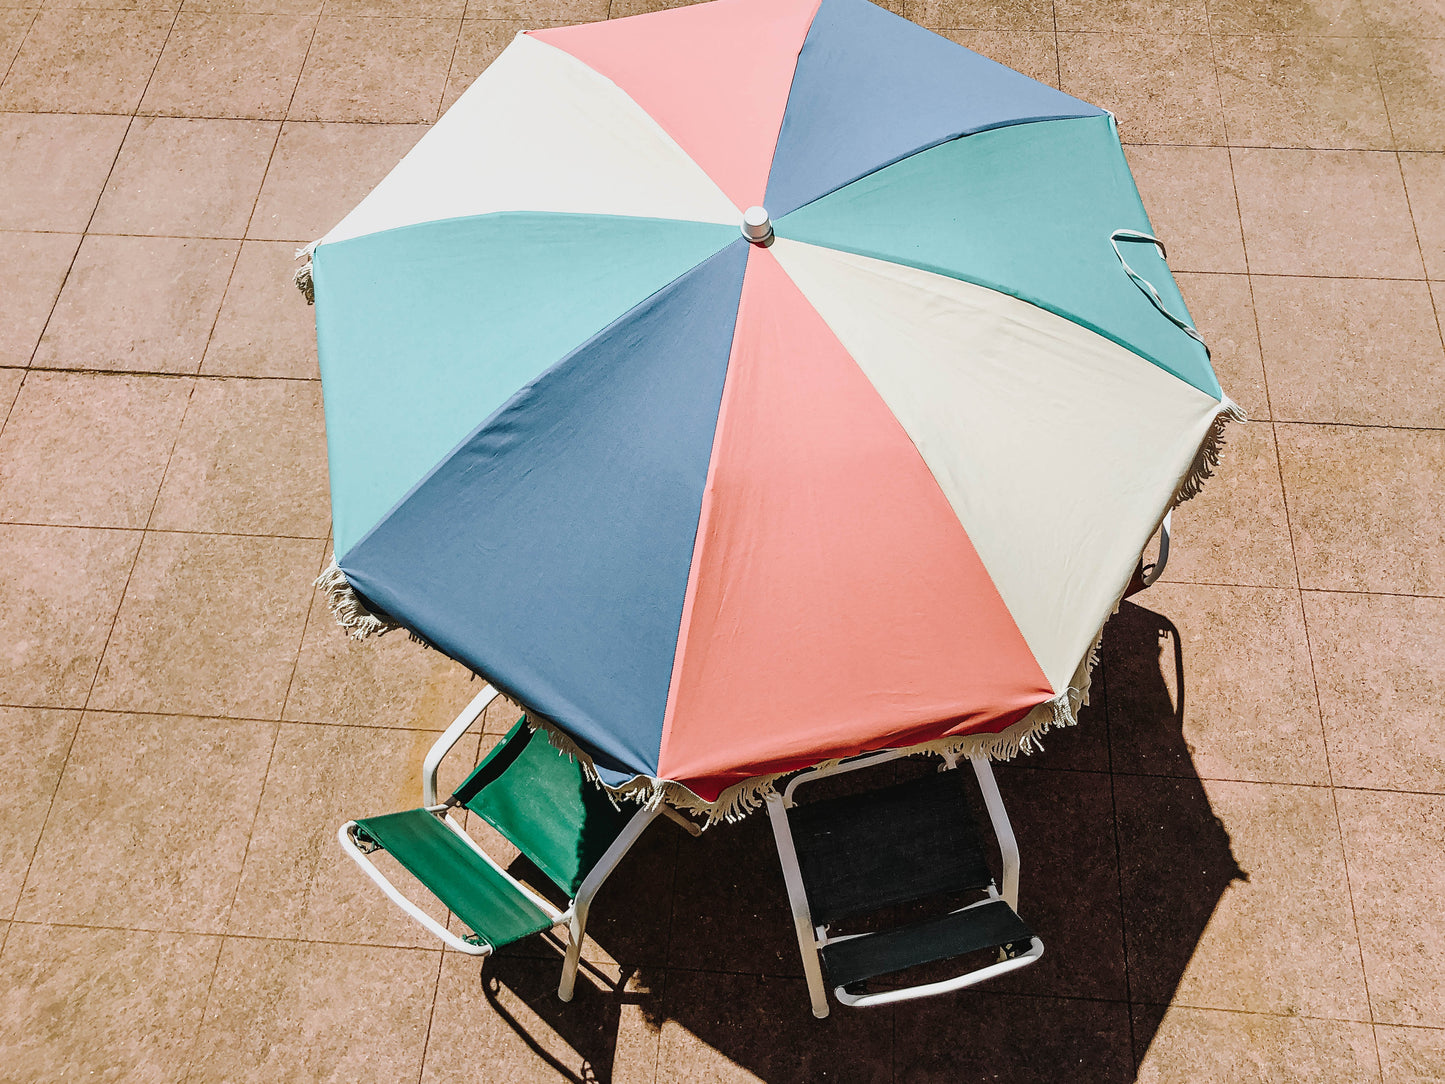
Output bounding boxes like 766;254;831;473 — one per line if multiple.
767;110;1104;221
310;227;742;643
521;393;1244;828
771;113;1221;401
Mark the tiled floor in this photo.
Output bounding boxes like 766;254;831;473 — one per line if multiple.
1;0;1443;1079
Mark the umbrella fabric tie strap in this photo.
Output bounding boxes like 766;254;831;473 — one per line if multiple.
1109;229;1208;355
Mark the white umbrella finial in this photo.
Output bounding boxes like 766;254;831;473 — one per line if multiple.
742;205;773;244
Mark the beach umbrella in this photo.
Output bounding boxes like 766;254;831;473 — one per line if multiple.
300;0;1241;821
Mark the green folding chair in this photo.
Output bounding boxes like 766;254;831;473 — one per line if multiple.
339;686;661;1000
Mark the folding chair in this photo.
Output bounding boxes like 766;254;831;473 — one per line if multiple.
767;750;1044;1018
339;686;658;1001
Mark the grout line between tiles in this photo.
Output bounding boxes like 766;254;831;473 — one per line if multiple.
0;520;330;539
0;8;37;88
1101;660;1141;1075
1271;370;1384;1058
0;0;187;963
413;947;448;1084
16;6;183;369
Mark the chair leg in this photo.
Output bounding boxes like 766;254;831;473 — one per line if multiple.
766;793;831;1018
557;905;588;1002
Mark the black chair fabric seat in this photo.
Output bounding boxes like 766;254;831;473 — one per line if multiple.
786;770;992;924
820;899;1034;990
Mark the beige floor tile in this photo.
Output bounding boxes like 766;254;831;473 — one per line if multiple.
906;0;1055;31
248;120;429;241
0;113;130;232
983;766;1128;1000
1059;32;1225;145
15;712;273;931
288;17;457;124
1305;591;1445;791
0;9;33;72
0;524;140;707
1276;422;1445;594
89;531;321;717
227;721;477;946
1055;0;1208;33
667;810;805;977
35;234;238;374
0;10;173;113
1107;584;1328;782
941;30;1059;86
1216;35;1393;149
1254;275;1445;425
1175;273;1270;419
465;0;604;18
0;372;191;529
1233;147;1424;276
150;377;329;536
657;969;894;1083
1210;0;1370;34
327;0;463;17
1157;424;1296;587
1118;776;1369;1017
1361;0;1445;36
140;13;315;120
188;938;435;1084
0;707;80;915
92;116;278;238
1400;152;1445;279
421;954;661;1084
0;232;81;367
1126;146;1247;273
1134;1006;1380;1083
0;368;21;427
182;0;322;15
608;0;708;16
1377;1024;1445;1083
1375;37;1445;151
1336;790;1445;1026
442;19;529;111
285;592;497;728
42;0;180;10
892;992;1133;1082
202;240;318;378
0;924;219;1084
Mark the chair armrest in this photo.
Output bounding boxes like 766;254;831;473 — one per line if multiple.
423;685;501;806
337;819;490;955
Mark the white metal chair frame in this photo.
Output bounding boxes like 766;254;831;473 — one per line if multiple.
338;685;660;1001
767;749;1045;1018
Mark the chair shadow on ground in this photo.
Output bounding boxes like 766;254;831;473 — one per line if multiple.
463;599;1245;1082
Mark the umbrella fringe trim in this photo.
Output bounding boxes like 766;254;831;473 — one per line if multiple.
314;399;1242;820
522;636;1102;829
315;557;400;640
1171;397;1246;506
294;241;318;305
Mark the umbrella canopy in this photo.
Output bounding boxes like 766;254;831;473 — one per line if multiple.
303;0;1240;819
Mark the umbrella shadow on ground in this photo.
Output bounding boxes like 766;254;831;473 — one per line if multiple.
466;598;1244;1082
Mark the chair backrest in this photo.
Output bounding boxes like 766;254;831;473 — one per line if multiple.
450;718;636;897
786;770;993;924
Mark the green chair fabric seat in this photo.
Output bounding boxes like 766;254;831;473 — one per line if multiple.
353;808;553;950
